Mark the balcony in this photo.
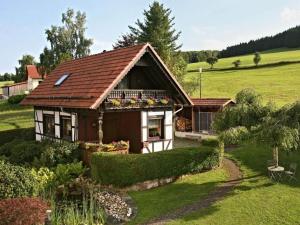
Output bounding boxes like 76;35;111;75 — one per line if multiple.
104;89;172;110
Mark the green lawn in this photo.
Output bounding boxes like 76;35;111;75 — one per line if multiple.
128;168;228;225
0;81;14;94
167;144;300;225
185;60;300;106
0;100;33;132
188;48;300;70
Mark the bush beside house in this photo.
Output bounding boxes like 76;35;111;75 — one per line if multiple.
91;143;223;187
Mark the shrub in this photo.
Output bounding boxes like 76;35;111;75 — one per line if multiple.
0;197;48;225
0;127;35;145
53;162;87;187
31;167;55;194
7;94;26;104
0;140;43;165
220;126;250;145
201;138;220;147
35;141;81;167
0;161;37;198
91;146;222;187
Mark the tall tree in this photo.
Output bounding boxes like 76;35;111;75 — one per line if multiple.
113;33;137;49
253;52;261;66
39;8;93;74
15;55;36;82
206;56;218;69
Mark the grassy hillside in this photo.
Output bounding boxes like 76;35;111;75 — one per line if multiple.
185;48;300;106
188;48;300;70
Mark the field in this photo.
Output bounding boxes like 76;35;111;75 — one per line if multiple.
128;144;300;225
0;81;13;94
0;100;33;132
185;48;300;106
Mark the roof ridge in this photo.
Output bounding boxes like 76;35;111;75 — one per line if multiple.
59;43;148;66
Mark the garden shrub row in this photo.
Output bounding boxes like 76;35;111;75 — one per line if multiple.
0;127;35;145
7;94;26;104
91;143;223;187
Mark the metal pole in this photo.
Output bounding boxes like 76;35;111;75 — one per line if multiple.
199;68;202;99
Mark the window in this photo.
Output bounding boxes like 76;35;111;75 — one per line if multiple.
54;74;69;86
148;116;164;140
60;116;72;140
43;114;55;137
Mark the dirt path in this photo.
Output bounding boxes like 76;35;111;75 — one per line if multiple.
144;158;242;225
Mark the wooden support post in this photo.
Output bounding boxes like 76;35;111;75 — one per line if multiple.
191;107;195;132
98;109;104;145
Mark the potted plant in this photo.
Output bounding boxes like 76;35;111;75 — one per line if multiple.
111;99;121;107
160;97;169;105
146;97;155;106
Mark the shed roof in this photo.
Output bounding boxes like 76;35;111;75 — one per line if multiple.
191;98;235;107
21;43;192;109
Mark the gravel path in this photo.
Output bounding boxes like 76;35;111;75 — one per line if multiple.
144;158;242;225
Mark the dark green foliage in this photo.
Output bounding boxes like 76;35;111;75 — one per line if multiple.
220;25;300;58
39;8;93;74
7;94;26;104
253;52;261;66
232;59;241;68
0;127;35;145
206;56;218;69
0;140;43;165
14;55;36;82
33;141;81;168
0;139;80;167
0;161;37;198
91;146;222;187
201;138;220;148
181;50;220;63
0;73;15;81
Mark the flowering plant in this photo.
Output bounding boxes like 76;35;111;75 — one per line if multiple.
146;97;155;105
160;97;169;105
111;99;121;106
129;97;137;104
100;140;129;152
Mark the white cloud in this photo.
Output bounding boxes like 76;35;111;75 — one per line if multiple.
280;7;300;25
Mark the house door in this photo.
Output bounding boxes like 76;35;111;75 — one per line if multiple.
196;112;213;132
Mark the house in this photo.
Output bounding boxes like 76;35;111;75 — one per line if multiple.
21;43;192;153
21;43;234;153
176;98;235;133
1;65;44;99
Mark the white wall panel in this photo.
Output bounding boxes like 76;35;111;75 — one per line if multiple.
36;134;42;141
55;125;60;138
148;111;164;116
165;111;172;125
54;112;60;124
142;128;147;142
43;110;54;115
165;125;173;139
141;111;147;126
153;141;163;152
35;122;43;134
36;110;43;121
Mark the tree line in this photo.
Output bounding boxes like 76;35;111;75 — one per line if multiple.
220;26;300;58
181;50;219;64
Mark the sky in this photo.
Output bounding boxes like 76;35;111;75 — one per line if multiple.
1;0;300;73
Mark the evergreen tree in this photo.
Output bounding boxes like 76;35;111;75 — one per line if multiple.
253;52;261;66
113;33;137;49
39;9;93;74
15;55;36;82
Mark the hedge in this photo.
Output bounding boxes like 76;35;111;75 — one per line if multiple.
91;144;223;187
7;94;26;104
0;127;35;146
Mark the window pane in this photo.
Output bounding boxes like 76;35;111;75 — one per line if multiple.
148;118;162;139
43;114;55;136
61;116;72;140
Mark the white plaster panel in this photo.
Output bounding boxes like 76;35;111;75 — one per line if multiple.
142;148;149;154
141;111;147;127
54;111;60;124
55;125;60;138
36;134;42;141
35;122;43;134
153;141;163;152
71;114;76;127
165;125;173;139
60;111;71;116
43;110;54;115
142;128;147;142
36;110;43;121
165;111;173;125
167;140;173;150
148;111;164;116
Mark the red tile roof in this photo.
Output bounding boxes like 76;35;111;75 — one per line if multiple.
191;98;235;107
21;43;192;109
26;65;43;79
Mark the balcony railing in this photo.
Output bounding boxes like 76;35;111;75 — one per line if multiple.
104;89;172;110
107;89;169;100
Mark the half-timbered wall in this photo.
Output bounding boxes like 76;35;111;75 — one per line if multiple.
34;109;78;142
141;110;173;153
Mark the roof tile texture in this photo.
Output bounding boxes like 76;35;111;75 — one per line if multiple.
22;44;146;108
191;98;234;107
